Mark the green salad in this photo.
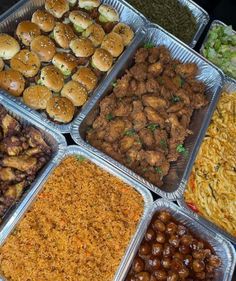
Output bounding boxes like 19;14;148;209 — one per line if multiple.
202;24;236;79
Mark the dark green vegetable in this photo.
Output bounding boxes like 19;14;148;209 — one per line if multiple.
155;167;162;174
127;0;197;44
176;144;189;157
144;42;156;49
124;129;136;136
146;123;159;132
171;95;181;103
106;113;114;121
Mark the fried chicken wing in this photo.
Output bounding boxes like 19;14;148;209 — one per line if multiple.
144;106;165;127
1;114;21;137
99;94;116;115
140;150;166;166
176;63;198;78
0;168;16;182
0;136;25;156
1;155;38;174
148;62;163;77
142;95;168;110
138;128;155;148
104;119;126;143
135;48;149;63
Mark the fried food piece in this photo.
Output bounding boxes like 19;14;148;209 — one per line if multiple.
104;119;126;143
135;48;149;63
0;113;21;137
1;155;38;173
176;63;198;78
140;150;166;166
142;95;168;110
0;168;16;182
0;136;24;156
138;128;155;148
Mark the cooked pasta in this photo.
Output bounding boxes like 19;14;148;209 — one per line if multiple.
184;91;236;237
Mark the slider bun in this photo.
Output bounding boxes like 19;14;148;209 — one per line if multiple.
61;80;88;106
78;0;100;10
112;23;134;46
10;49;41;78
0;69;25;97
69;37;94;58
72;67;97;92
53;22;75;49
16;21;41;46
45;0;69;19
30;35;56;62
0;58;4;71
98;4;119;23
91;48;113;72
69;10;93;32
52;52;78;76
0;34;20;60
46;96;75;123
39;65;64;92
101;32;124;57
23;85;52;110
83;23;105;47
31;9;55;32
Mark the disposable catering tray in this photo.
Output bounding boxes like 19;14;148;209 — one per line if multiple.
200;20;236;84
178;77;236;244
0;145;153;281
0;90;66;246
71;23;224;201
118;199;236;281
0;0;147;134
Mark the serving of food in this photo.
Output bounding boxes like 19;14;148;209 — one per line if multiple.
0;0;135;124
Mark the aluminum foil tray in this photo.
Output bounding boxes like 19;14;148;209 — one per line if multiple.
71;24;224;201
0;0;146;134
118;199;236;281
178;77;236;244
200;20;236;83
0;145;153;281
0;90;66;245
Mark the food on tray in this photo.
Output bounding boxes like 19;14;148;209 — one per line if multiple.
30;35;56;62
10;49;41;78
23;85;52;110
72;66;97;92
69;10;93;32
127;0;197;44
31;9;55;32
83;22;105;46
78;0;100;10
98;4;119;23
113;23;134;46
52;52;78;76
45;0;69;19
0;34;20;60
101;32;124;57
0;156;143;281
16;21;41;46
202;24;236;80
69;37;95;57
92;48;113;71
184;91;236;237
126;210;221;281
61;80;88;106
46;96;75;122
52;22;75;49
86;45;208;187
0;105;51;220
0;58;4;72
38;65;64;92
0;69;25;97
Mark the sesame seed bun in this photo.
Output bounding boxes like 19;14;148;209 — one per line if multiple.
82;23;105;47
53;22;75;49
98;4;119;23
16;21;41;46
69;37;94;58
45;0;69;19
78;0;100;10
31;9;55;32
101;32;124;57
46;96;75;123
30;35;56;62
0;69;25;97
91;48;113;72
72;67;97;92
61;80;88;106
10;49;41;78
39;65;64;92
0;34;20;60
69;10;93;32
52;52;78;76
23;85;52;110
112;23;134;46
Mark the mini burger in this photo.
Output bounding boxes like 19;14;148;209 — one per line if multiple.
23;85;52;110
91;48;113;72
61;80;88;106
69;10;93;33
69;37;94;57
98;4;119;23
78;0;100;10
82;23;105;47
31;9;55;32
0;69;25;97
52;22;75;49
52;52;78;76
112;23;134;46
101;32;124;57
16;21;41;46
45;0;69;19
38;65;64;92
30;35;56;62
72;67;97;92
10;49;41;78
0;34;20;60
46;96;75;123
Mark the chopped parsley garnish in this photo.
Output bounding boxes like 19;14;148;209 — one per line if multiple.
155;167;162;174
124;129;136;136
177;76;185;87
171;95;181;103
144;42;155;49
75;155;86;162
160;139;168;150
106;113;114;121
147;123;159;132
176;144;189;157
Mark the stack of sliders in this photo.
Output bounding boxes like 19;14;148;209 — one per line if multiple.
0;0;134;123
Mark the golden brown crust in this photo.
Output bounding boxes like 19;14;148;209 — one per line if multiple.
30;35;56;62
40;65;64;92
69;37;94;57
23;85;52;110
52;52;78;75
0;34;20;60
101;32;124;57
69;10;93;30
112;23;134;46
16;21;41;46
83;23;105;47
31;9;55;32
0;69;25;97
45;0;69;18
53;22;75;49
72;67;97;92
92;48;113;72
61;80;88;106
